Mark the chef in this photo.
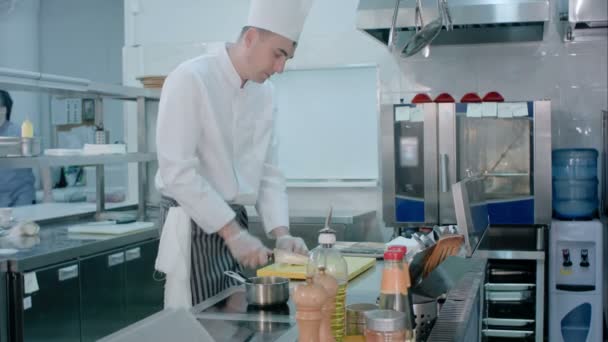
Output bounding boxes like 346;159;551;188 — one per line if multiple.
155;0;313;306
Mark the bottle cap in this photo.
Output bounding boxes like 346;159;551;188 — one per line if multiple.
364;310;406;332
318;230;336;244
387;245;407;256
383;251;402;261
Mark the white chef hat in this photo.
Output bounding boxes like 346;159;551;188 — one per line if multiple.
246;0;313;43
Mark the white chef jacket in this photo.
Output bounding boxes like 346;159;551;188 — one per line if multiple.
155;44;289;235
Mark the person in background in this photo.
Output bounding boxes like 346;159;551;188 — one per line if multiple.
155;0;313;305
0;90;35;207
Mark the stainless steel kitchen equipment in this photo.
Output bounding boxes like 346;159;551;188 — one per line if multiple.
0;136;20;157
224;271;290;307
357;0;550;49
452;177;489;257
99;308;215;342
187;256;488;342
559;0;608;41
404;179;490;299
381;100;551;228
389;0;453;57
455;177;546;342
412;294;437;341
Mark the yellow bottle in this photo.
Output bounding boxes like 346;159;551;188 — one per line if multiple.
21;119;34;138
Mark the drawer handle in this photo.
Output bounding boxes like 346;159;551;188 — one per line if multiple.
58;265;79;281
108;252;125;267
125;247;141;261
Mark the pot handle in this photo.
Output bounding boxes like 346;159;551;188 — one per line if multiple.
224;270;248;284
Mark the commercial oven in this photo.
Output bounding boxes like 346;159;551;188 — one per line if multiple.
381;99;551;228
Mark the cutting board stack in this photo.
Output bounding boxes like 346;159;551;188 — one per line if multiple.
257;256;376;281
137;76;166;89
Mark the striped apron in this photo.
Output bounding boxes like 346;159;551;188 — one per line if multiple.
159;196;246;305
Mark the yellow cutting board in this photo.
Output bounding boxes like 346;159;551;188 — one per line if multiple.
256;256;376;281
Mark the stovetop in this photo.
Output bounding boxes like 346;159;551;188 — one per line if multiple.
198;287;295;317
192;286;297;342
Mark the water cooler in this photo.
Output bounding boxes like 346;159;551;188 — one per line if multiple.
549;148;605;341
549;219;603;341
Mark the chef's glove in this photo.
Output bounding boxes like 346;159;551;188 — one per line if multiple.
224;230;271;268
276;235;309;255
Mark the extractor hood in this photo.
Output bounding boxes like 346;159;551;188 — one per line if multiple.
559;0;608;41
356;0;550;49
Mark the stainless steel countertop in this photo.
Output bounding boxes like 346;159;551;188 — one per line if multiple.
189;261;384;341
191;257;487;342
247;208;376;225
0;219;159;272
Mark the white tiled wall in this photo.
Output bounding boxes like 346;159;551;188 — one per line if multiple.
124;0;607;224
395;42;607;149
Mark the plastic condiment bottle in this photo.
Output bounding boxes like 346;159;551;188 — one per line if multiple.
21;119;33;138
386;245;416;331
378;251;415;341
307;227;348;341
364;309;408;342
294;277;328;342
314;267;338;342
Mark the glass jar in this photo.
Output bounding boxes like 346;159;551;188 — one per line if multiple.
345;303;378;337
364;310;411;342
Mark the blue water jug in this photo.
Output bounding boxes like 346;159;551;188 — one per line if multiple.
552;149;598;219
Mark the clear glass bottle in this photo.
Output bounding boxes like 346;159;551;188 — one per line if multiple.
307;227;348;342
378;251;414;341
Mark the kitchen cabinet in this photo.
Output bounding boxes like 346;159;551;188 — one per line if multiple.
5;236;162;342
80;249;127;342
124;240;163;325
15;261;81;342
81;239;163;341
0;268;8;342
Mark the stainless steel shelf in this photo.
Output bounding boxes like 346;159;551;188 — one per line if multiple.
0;67;160;101
0;67;158;221
0;153;156;168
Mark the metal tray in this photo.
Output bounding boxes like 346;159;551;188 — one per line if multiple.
485;283;535;291
487;300;535;319
482;329;533;338
486;290;532;302
484;318;534;327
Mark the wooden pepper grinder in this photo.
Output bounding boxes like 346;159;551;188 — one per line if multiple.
314;267;338;342
294;276;328;342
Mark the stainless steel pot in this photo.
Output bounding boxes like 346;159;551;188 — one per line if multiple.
224;271;290;307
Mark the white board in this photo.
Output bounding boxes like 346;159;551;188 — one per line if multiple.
273;66;378;180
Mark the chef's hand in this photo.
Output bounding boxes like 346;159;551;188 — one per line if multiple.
273;226;309;255
220;221;271;268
